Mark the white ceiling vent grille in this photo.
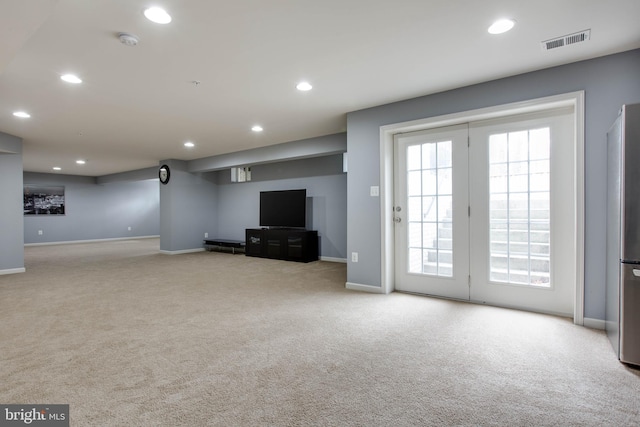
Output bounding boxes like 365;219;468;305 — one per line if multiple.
542;29;591;51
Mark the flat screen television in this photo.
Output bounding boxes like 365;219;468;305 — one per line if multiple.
260;189;306;228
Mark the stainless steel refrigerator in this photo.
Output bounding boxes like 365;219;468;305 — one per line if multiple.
606;103;640;366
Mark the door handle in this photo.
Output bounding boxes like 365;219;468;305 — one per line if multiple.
633;269;640;277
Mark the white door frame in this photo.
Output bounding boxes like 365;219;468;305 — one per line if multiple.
379;91;585;324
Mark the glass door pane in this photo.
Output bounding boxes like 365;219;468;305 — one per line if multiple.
407;140;453;276
488;128;550;286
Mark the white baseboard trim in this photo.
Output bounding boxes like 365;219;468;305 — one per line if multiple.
583;317;606;330
346;282;388;294
160;248;206;255
0;267;26;276
320;256;347;263
25;235;160;247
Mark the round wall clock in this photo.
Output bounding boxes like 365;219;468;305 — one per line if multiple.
159;164;171;185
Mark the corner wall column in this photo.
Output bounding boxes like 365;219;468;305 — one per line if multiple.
0;132;25;274
158;160;218;253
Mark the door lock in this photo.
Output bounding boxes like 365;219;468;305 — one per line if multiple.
393;217;402;223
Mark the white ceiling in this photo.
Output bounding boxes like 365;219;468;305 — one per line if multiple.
1;0;639;176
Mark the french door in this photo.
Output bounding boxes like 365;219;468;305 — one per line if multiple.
393;124;469;299
394;108;575;316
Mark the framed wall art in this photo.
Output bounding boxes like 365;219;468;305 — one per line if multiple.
24;185;65;215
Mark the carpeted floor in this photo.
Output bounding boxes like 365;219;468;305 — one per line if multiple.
1;238;639;426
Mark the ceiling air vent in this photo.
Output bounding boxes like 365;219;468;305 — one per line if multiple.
542;29;590;51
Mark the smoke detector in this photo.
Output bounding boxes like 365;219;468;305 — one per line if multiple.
118;32;139;47
542;29;590;51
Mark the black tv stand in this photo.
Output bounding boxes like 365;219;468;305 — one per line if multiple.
203;239;245;254
245;228;318;262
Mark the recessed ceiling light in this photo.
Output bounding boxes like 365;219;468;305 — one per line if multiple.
61;74;82;84
184;141;195;148
13;111;31;118
144;7;172;24
488;19;516;35
76;159;86;165
53;167;62;171
251;125;263;132
296;81;313;91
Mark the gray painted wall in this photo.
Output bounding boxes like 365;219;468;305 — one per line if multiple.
215;154;347;259
97;167;157;184
189;133;346;172
158;138;347;257
23;172;159;244
159;160;218;252
0;132;24;272
19;151;346;259
346;48;640;321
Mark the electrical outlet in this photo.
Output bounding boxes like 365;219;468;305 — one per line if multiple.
38;230;43;235
127;226;132;231
370;186;379;197
204;232;209;238
351;252;358;263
